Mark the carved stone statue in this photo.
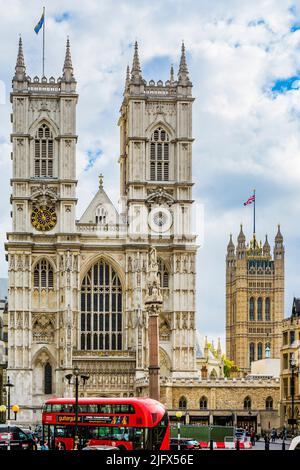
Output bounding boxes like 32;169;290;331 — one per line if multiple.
145;246;163;305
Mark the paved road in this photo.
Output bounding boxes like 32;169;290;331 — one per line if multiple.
250;439;290;450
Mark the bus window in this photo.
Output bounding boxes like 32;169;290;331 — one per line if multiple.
52;404;62;412
87;404;98;413
77;405;88;412
43;404;52;412
98;404;111;413
55;426;74;438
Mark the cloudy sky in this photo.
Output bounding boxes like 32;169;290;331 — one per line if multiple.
1;0;300;350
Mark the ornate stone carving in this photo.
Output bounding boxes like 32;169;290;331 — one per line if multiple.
32;314;55;343
146;187;175;207
30;184;59;205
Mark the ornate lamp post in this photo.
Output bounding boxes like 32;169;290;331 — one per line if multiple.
65;366;89;449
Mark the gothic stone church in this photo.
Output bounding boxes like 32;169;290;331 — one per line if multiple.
6;38;198;423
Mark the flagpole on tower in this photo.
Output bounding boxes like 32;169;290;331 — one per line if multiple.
253;188;256;239
42;6;45;76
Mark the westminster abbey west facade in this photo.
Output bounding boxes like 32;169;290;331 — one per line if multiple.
7;39;198;423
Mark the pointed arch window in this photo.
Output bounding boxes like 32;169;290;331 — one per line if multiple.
257;298;263;321
34;259;54;289
179;396;187;410
257;342;263;360
44;363;52;395
199;396;208;410
95;205;108;225
157;258;169;288
265;297;271;321
266;396;273;410
249;297;255;321
244;396;251;410
80;260;123;351
150;127;170;181
249;342;255;364
34;124;54;177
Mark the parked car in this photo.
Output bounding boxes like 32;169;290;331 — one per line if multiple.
0;425;36;450
170;438;200;450
82;445;120;451
289;436;300;450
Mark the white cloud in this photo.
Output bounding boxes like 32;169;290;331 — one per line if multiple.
0;0;300;345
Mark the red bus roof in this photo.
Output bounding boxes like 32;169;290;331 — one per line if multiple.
44;397;164;408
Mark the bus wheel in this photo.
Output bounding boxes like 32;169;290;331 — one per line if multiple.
117;445;126;451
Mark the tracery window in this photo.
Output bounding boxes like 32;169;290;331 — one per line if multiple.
34;259;54;289
80;260;122;351
150;127;169;181
157;258;169;288
34;124;54;177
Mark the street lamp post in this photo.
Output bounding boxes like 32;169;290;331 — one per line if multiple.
4;376;14;421
175;411;182;450
65;366;89;449
290;353;296;437
3;377;14;451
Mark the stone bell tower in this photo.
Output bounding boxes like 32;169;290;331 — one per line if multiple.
119;42;198;381
226;225;284;373
6;37;79;424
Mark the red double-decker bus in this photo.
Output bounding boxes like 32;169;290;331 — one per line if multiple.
42;397;169;450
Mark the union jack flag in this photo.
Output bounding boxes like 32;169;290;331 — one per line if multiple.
244;194;255;206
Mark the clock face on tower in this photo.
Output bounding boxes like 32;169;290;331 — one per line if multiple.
31;206;57;231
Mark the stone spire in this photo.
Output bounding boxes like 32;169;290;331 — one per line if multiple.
14;36;26;81
227;234;234;248
178;41;189;82
170;64;174;83
237;224;246;258
227;234;235;258
62;37;75;82
131;41;142;82
274;224;284;259
263;234;271;256
125;65;130;90
237;224;246;244
275;224;283;243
